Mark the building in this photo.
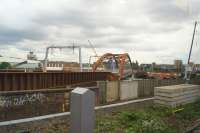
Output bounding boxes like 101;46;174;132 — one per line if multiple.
193;64;200;72
27;51;37;60
153;64;176;72
174;60;183;73
46;61;80;71
0;56;41;71
14;60;41;71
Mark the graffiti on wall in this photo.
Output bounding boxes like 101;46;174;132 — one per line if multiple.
0;93;46;108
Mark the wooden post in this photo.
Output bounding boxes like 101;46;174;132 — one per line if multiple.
70;87;95;133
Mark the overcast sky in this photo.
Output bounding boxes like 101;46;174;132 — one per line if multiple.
0;0;200;64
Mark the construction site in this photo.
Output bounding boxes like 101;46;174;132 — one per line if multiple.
1;1;200;133
0;35;200;133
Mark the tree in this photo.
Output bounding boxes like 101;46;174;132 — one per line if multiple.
135;60;139;69
132;60;139;69
0;62;11;69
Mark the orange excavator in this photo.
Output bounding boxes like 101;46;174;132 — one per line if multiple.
92;53;134;80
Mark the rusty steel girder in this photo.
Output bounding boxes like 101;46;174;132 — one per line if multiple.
92;53;133;80
0;72;116;91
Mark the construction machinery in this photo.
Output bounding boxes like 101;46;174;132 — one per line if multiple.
185;21;198;82
92;53;133;80
147;72;178;79
88;40;98;57
87;40;100;69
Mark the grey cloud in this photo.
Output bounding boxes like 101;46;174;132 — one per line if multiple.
108;37;134;44
30;1;184;45
34;9;97;29
0;0;198;63
145;0;200;23
0;25;47;44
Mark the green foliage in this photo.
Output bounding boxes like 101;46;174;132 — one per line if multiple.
0;62;11;69
44;100;200;133
95;114;122;133
175;99;200;122
95;106;177;133
95;102;200;133
118;110;176;133
45;124;69;133
131;60;139;69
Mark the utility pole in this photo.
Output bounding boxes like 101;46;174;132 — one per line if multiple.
185;21;198;82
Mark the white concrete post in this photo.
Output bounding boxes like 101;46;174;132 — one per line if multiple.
70;87;95;133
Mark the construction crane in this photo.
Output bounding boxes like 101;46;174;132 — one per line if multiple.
88;40;98;57
185;21;198;82
87;40;100;69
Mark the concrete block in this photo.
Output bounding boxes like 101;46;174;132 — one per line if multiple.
120;80;138;100
155;89;199;98
154;84;200;107
97;81;107;104
97;81;119;103
106;81;119;102
155;84;199;93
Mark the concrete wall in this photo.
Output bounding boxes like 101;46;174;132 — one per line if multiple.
0;87;100;122
0;90;69;122
97;79;200;106
137;79;185;97
97;81;119;103
97;80;138;103
97;79;193;104
106;81;119;102
97;81;107;104
120;80;138;100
